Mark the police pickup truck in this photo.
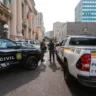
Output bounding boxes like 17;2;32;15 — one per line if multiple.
56;36;96;87
0;38;41;70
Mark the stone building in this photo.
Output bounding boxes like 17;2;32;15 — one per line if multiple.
0;0;37;41
34;12;45;40
53;22;96;41
53;22;64;41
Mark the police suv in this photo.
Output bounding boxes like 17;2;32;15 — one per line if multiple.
56;36;96;87
0;38;41;70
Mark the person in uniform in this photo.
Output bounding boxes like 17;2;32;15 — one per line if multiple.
48;39;55;62
40;39;46;62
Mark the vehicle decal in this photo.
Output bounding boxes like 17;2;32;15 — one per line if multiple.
70;48;75;52
75;48;81;54
16;53;22;60
64;48;70;51
91;53;96;56
0;56;15;62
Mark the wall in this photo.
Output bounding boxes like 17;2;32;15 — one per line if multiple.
67;22;96;36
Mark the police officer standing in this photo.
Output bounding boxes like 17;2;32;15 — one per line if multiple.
40;39;46;62
48;39;55;62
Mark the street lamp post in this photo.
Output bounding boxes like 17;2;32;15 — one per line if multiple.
3;24;9;38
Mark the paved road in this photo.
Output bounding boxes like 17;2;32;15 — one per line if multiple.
0;52;96;96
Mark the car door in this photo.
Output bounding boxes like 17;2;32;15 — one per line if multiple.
57;41;63;58
60;39;67;60
0;39;22;64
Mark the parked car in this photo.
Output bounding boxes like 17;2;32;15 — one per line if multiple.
25;40;40;49
16;41;34;47
0;38;41;70
56;35;96;87
25;40;35;45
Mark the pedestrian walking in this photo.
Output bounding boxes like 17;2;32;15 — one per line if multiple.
48;39;55;62
40;39;46;62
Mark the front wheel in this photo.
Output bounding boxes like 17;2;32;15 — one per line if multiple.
25;56;38;70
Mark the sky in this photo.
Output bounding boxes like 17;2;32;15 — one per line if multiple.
35;0;80;32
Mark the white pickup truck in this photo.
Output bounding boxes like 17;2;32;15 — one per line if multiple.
56;36;96;87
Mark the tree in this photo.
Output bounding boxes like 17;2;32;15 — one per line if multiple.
44;36;51;41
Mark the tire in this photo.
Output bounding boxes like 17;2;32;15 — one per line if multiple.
25;56;38;70
64;62;73;84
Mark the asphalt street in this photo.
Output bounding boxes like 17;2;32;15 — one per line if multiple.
0;52;96;96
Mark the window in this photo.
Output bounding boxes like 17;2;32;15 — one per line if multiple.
69;38;96;46
0;0;7;6
62;39;67;46
22;3;24;21
0;39;17;49
0;0;4;3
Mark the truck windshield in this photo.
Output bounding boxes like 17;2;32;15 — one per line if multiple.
69;38;96;46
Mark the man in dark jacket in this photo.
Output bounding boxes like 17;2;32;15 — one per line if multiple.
48;39;55;62
40;39;46;62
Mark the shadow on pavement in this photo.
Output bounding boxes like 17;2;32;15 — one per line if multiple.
57;56;96;96
39;62;46;72
67;80;96;96
0;63;46;96
48;61;61;72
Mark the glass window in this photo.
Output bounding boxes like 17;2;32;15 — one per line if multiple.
0;39;17;49
62;39;67;46
30;41;34;44
16;42;22;46
69;38;96;46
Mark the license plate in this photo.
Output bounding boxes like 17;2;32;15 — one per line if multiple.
90;57;96;76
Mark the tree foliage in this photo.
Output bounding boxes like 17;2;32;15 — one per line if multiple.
44;36;51;41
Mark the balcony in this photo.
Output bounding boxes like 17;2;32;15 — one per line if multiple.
0;2;12;19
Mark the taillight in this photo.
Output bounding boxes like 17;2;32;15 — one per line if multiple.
76;54;91;71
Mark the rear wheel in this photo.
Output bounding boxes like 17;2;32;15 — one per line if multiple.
64;62;73;84
25;56;38;70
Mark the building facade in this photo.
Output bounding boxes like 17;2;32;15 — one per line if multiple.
54;22;96;41
0;0;37;41
75;0;96;22
53;22;64;42
0;0;12;38
34;12;45;40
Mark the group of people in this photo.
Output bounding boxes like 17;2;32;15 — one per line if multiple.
40;39;55;62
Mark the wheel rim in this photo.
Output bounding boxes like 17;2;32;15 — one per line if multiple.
27;59;37;69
